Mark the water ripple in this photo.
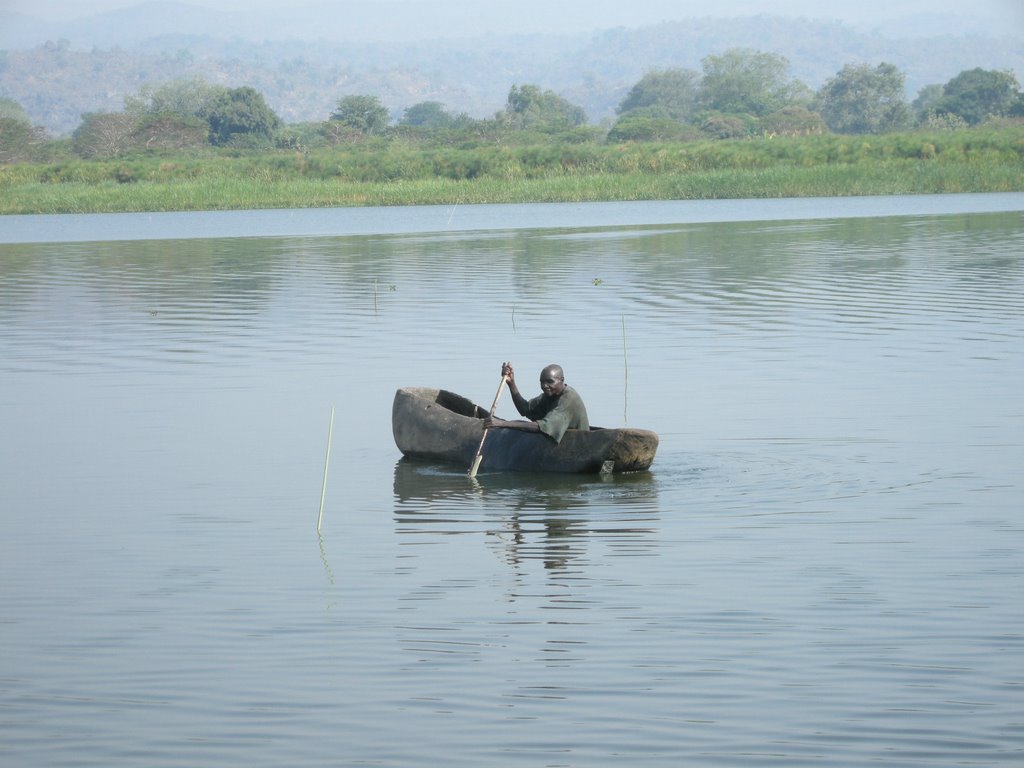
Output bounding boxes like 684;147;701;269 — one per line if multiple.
1;205;1022;768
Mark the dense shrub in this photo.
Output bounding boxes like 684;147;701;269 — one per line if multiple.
607;115;703;143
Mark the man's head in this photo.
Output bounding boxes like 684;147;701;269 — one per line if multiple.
539;364;566;397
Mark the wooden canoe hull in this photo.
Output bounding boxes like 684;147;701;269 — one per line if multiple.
392;386;658;474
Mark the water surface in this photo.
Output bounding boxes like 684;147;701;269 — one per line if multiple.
1;196;1022;767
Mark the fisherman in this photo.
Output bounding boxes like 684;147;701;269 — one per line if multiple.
483;361;589;444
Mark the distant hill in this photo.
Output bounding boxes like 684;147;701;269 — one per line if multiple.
1;1;1015;48
1;6;1021;137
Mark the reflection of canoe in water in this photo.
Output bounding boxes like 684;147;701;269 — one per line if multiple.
392;456;659;506
392;386;658;474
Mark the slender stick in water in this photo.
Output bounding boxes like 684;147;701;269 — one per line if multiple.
317;405;335;534
622;315;629;424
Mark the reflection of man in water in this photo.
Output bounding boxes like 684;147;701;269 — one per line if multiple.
484;361;589;444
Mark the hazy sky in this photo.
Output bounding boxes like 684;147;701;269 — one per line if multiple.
6;0;1022;29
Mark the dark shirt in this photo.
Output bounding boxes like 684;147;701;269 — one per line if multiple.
524;385;590;444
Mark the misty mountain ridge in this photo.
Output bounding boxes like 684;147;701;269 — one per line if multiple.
1;0;1014;49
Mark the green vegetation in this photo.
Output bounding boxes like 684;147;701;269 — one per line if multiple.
2;52;1022;215
2;128;1021;215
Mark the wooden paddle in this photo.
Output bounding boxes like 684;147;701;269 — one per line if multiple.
469;374;507;478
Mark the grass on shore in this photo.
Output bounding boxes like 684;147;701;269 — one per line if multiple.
4;162;1022;216
2;128;1023;215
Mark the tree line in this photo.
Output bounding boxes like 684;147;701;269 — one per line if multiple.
1;48;1022;163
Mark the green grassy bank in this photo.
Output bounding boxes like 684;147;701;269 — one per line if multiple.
2;128;1022;215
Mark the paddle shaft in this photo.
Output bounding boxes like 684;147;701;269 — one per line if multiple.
469;374;507;477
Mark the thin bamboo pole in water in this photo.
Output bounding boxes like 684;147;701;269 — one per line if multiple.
317;405;335;534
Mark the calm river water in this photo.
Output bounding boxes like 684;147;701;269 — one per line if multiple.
2;195;1022;767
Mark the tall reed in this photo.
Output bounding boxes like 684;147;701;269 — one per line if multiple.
3;126;1022;214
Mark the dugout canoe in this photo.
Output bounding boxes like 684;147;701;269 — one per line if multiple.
392;386;658;474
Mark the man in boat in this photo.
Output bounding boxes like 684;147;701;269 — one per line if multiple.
483;362;590;444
